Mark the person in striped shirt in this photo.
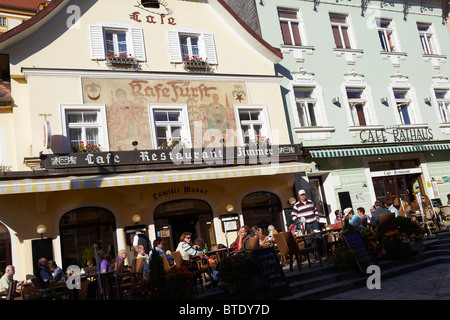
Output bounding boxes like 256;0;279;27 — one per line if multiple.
291;189;323;256
291;189;320;234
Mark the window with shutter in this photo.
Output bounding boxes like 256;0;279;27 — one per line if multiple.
88;24;146;62
167;29;217;65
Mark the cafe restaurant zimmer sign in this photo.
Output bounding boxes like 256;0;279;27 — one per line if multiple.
42;144;301;169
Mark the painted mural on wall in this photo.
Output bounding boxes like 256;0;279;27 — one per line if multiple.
82;79;248;151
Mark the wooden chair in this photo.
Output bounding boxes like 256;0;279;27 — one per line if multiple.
297;235;323;268
30;275;72;300
424;206;438;233
274;232;321;272
323;227;341;256
160;254;173;272
19;282;37;300
249;237;260;250
378;212;395;237
440;205;450;228
172;251;184;267
5;280;17;300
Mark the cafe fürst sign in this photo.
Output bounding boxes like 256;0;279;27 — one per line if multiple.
359;126;433;144
41;144;301;169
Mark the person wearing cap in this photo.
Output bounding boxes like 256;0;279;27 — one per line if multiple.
291;190;323;255
291;190;320;231
345;208;362;229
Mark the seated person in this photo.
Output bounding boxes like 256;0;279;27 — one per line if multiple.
229;225;250;253
150;238;173;261
254;228;267;246
264;225;278;244
194;238;207;254
0;265;24;295
48;260;64;282
37;257;57;287
176;232;204;262
344;208;362;229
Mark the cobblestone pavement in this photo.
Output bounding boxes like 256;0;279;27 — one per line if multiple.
324;262;450;300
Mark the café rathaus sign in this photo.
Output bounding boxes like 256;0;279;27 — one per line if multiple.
359;126;433;144
41;144;301;169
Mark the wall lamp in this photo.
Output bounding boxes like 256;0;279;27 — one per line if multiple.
381;97;388;103
132;214;141;225
332;97;339;104
288;197;297;207
225;204;234;213
132;141;138;150
424;97;432;103
36;224;47;239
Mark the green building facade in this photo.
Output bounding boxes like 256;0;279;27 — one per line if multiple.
245;0;450;222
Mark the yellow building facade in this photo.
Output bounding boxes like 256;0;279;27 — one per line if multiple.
0;0;310;279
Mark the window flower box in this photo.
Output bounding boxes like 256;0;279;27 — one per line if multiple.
106;53;136;65
183;56;208;70
247;136;270;146
158;137;190;149
72;141;101;153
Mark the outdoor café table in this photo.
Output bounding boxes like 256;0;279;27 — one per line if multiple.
205;247;229;263
295;228;341;259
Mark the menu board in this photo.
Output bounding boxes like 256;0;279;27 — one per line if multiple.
252;247;291;298
343;231;375;274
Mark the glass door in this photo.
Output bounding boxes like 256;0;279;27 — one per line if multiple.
373;175;420;209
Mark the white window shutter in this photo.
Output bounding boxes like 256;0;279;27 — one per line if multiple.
131;28;146;62
203;33;217;65
89;25;105;60
166;30;182;63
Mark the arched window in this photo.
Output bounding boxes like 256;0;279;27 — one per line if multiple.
59;207;116;270
0;222;11;272
241;192;282;231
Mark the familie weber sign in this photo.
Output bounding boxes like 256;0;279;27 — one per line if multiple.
41;144;301;169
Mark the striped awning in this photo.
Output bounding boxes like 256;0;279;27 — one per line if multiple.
0;162;309;195
309;143;450;158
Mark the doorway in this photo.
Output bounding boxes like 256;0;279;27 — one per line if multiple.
372;174;423;208
154;199;216;252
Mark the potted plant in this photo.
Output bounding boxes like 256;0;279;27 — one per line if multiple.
72;141;101;153
393;216;426;252
80;246;95;267
183;56;208;69
247;135;270;146
359;227;382;259
382;230;412;259
107;52;136;65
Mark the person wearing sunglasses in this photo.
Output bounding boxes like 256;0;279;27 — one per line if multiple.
176;232;204;262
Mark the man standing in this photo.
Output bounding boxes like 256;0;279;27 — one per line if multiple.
370;200;391;233
291;190;323;256
291;189;320;234
133;230;152;255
